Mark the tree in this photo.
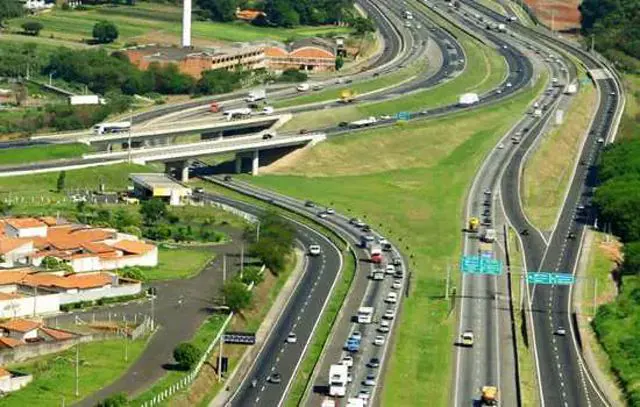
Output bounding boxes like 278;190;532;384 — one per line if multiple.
196;0;237;22
0;0;23;27
92;21;119;44
173;342;201;370
57;171;66;192
139;198;167;226
41;256;62;270
352;16;375;34
222;278;252;312
21;21;44;36
622;242;640;276
241;267;264;286
335;55;344;71
194;68;245;95
95;392;128;407
119;266;147;281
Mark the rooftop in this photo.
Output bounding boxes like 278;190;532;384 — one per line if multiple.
0;319;41;333
5;218;46;230
123;44;264;63
130;173;192;194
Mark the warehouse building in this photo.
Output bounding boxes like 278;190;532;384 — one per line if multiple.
130;173;192;206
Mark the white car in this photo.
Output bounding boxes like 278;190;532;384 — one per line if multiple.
347;373;353;383
392;280;402;290
374;335;385;346
318;212;328;219
506;82;513;88
358;390;371;404
262;106;274;115
286;332;297;343
341;355;354;367
597;138;605;144
308;245;321;256
326;208;335;215
385;264;395;275
383;309;395;320
363;374;377;386
350;331;362;341
497;143;505;149
378;320;390;333
385;292;398;304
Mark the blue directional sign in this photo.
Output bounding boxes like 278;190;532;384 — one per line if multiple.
526;272;575;285
395;111;411;120
460;255;503;275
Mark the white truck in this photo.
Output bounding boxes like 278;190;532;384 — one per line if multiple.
482;228;497;243
69;95;100;105
93;121;131;135
349;116;377;128
357;306;374;323
346;398;366;407
564;84;578;94
459;93;480;106
329;364;349;397
223;107;252;121
245;89;266;103
533;109;543;118
497;24;506;32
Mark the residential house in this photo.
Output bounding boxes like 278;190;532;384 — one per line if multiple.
0;367;32;393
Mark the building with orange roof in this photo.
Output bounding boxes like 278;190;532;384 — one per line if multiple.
265;38;338;72
0;217;157;273
235;8;265;21
0;319;41;341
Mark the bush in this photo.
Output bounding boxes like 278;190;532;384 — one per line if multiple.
221;278;252;313
92;21;119;44
276;68;308;83
96;392;128;407
21;21;44;36
173;342;201;370
241;267;264;286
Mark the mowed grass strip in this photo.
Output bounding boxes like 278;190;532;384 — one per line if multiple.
246;77;546;406
7;3;351;48
522;82;597;231
3;338;146;406
0;143;90;166
280;28;507;131
149;246;216;281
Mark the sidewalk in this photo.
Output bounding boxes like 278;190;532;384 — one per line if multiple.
210;248;307;406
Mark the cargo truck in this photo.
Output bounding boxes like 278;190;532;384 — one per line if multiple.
349;116;377;128
209;101;221;113
340;89;357;103
468;217;480;232
93;121;131;135
497;24;506;32
357;306;374;323
564;84;577;94
69;95;100;105
481;386;498;405
245;89;266;103
223;108;252;121
329;364;349;397
459;93;480;106
481;228;497;243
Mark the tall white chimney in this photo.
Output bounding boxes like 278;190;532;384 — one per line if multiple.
182;0;192;48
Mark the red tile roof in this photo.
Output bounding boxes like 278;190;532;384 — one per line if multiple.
5;218;46;229
0;337;22;348
0;319;41;333
0;367;10;377
0;238;31;255
82;242;116;254
112;240;155;255
23;273;112;290
40;327;75;341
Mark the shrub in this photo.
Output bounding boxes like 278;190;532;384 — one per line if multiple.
173;342;201;370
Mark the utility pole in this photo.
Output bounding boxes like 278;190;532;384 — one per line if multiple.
591;34;595;53
256;222;260;242
240;244;244;278
127;109;133;163
124;315;128;362
217;330;224;382
75;344;79;397
593;278;598;316
150;294;155;331
445;263;451;300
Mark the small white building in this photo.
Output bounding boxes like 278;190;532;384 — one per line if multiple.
4;218;47;239
21;0;54;11
0;368;32;393
0;239;33;268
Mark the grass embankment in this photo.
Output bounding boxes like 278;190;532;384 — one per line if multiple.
0;143;90;166
285;250;357;406
522;81;597;231
274;62;425;109
577;231;626;405
6;3;351;49
508;0;536;26
2;338;146;406
240;75;546;405
280;10;507;131
478;0;508;15
508;228;539;407
619;74;640;140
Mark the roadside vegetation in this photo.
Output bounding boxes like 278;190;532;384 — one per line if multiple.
523;81;597;231
0;143;91;165
243;75;547;405
590;137;640;405
2;338;146;406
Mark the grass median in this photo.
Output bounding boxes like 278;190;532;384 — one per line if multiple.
0;143;90;166
241;74;547;405
522;81;597;231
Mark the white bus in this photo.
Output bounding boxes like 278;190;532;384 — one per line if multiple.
93;121;131;135
329;364;348;397
357;306;374;324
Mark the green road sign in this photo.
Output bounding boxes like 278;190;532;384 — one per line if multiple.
460;255;502;275
526;272;575;285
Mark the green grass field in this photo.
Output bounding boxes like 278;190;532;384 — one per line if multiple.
246;75;547;405
149;246;216;281
3;338;146;406
0;143;90;166
274;62;425;108
281;17;507;131
7;3;352;49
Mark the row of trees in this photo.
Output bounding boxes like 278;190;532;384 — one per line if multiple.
579;0;640;72
592;137;640;405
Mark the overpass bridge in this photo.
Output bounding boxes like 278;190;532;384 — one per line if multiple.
32;114;290;151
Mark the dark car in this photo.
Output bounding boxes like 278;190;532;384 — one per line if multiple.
521;228;529;236
305;200;315;208
268;373;282;384
223;175;232;182
338;121;349;127
299;129;308;134
262;133;274;140
373;72;380;77
568;232;576;239
362;225;372;232
194;187;204;194
368;357;380;368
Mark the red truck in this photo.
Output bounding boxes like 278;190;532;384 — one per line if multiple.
370;245;383;264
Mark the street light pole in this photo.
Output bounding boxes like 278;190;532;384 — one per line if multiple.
75;344;79;397
256;222;260;242
124;315;128;362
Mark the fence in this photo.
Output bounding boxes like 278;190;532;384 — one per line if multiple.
139;265;265;407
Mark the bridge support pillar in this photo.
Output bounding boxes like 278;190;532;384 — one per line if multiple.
251;150;259;176
165;160;190;182
235;154;242;174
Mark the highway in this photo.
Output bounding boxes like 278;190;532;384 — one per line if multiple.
462;1;624;406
